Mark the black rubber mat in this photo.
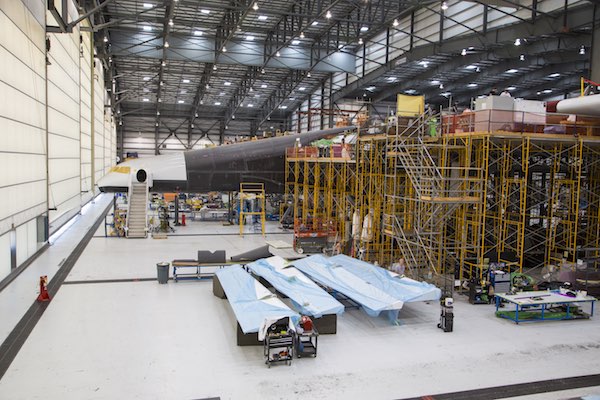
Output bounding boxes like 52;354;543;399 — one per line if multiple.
398;374;600;400
0;201;112;380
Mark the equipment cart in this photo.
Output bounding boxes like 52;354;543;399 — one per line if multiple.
296;328;318;358
264;331;294;367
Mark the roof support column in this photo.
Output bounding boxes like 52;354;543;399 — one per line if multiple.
592;4;600;84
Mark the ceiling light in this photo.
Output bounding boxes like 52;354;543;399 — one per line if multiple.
292;40;300;45
261;84;267;88
156;122;159;126
143;98;149;102
249;87;253;92
261;68;265;74
158;98;162;102
548;73;561;78
143;25;152;31
467;83;478;88
199;100;203;105
358;38;363;45
419;61;429;68
213;65;217;71
519;54;525;61
190;124;194;128
143;76;151;81
252;2;259;10
439;83;444;89
103;36;108;42
300;32;305;38
258;15;268;21
247;104;254;107
178;100;184;104
164;41;169;48
579;45;586;55
182;79;190;83
224;82;231;86
465;65;477;70
160;81;164;86
360;26;369;32
461;48;467;56
279;105;287;109
393;19;399;27
201;9;210;14
441;1;448;10
431;80;440;85
143;3;153;8
506;69;518;73
542;89;553;93
215;102;221;105
156;111;160;115
161;60;166;66
405;89;416;94
222;46;227;52
195;112;199;117
475;67;481;72
219;92;225;96
387;77;397;82
366;86;376;92
299;87;306;91
246;35;255;41
206;83;210;88
168;19;174;27
289;97;295;100
507;86;516;91
441;92;451;97
514;38;521;46
326;10;332;19
194;30;203;36
232;115;236;119
276;50;281;57
312;21;318;26
307;72;311;77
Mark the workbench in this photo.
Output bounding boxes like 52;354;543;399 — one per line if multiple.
171;260;241;281
495;290;596;324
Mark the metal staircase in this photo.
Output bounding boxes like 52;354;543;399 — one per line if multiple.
126;178;149;238
383;110;484;277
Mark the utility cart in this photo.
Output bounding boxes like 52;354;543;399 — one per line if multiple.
264;318;294;368
296;327;318;358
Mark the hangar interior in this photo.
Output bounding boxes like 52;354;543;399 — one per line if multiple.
1;0;600;399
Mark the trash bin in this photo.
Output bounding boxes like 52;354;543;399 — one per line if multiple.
157;262;170;284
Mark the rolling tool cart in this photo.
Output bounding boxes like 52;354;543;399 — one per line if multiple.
264;319;294;368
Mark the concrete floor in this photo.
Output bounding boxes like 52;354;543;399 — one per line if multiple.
0;198;599;400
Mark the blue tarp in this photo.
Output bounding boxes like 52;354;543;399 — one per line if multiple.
291;255;404;320
330;254;441;303
247;256;344;318
214;266;299;336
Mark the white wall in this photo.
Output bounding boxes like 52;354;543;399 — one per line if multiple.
0;0;115;281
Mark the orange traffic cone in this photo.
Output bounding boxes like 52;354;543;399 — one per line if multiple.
37;275;51;302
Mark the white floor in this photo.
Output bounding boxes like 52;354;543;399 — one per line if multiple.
0;215;599;400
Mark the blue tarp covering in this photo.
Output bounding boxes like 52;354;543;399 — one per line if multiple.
330;254;441;303
214;266;299;335
247;256;344;318
291;255;404;320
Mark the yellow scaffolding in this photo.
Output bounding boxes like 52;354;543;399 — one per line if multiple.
239;182;266;236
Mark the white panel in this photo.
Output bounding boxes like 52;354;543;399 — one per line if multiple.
0;153;45;188
0;46;46;102
0;81;46;127
47;134;79;159
0;118;45;154
27;218;37;257
0;231;10;280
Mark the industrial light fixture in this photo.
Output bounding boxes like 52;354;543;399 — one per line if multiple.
182;79;190;83
465;65;477;70
307;72;311;77
431;80;440;85
143;98;150;102
215;101;221;105
161;60;166;66
439;83;444;89
143;76;151;81
252;2;259;10
160;81;164;86
258;15;268;21
143;25;152;31
246;35;255;41
276;50;281;57
507;86;516;91
461;48;467;56
475;67;481;73
548;73;561;78
261;84;267;88
312;21;319;26
232;115;236;119
194;30;203;36
195;112;199;117
326;10;332;19
156;122;159;126
168;19;174;27
247;104;254;107
358;38;363;45
201;9;210;14
249;87;253;92
279;105;288;109
164;41;169;48
191;124;194;128
467;83;478;88
222;46;227;52
156;111;160;115
300;32;305;38
103;36;108;42
393;19;399;27
299;87;306;91
261;68;265;74
579;45;586;55
292;40;300;45
212;65;217;71
506;69;518;73
158;98;162;102
519;54;525;61
441;1;448;10
514;38;521;46
143;3;153;8
224;81;231;86
360;26;369;32
543;89;553;94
